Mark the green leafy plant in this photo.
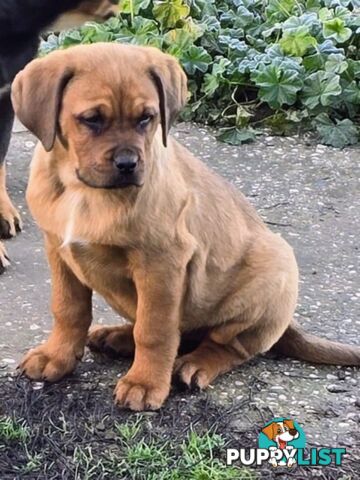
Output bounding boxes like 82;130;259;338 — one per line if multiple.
41;0;360;147
0;416;29;442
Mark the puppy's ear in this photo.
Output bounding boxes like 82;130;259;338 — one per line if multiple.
261;423;275;440
11;56;74;152
284;419;295;430
149;56;188;147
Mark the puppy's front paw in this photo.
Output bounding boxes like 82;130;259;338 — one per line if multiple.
19;345;78;382
0;242;10;274
0;194;22;239
114;373;169;411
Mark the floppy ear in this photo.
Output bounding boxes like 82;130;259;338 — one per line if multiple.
284;419;295;430
261;423;275;440
149;56;188;147
11;55;74;152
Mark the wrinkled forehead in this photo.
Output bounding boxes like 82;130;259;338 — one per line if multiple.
62;55;159;117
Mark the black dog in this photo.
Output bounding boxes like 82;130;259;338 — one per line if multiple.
0;0;118;273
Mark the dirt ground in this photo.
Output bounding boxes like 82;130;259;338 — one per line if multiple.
0;123;359;479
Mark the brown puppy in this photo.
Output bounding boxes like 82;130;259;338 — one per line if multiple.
12;44;360;411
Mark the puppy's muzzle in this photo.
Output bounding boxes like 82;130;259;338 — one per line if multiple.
113;149;139;174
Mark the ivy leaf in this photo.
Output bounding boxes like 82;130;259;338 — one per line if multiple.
153;0;190;29
314;114;359;148
347;59;360;79
164;29;194;52
235;6;255;28
265;111;298;135
188;0;217;18
119;0;151;15
318;7;333;21
61;29;84;46
180;45;212;74
306;0;322;11
302;71;342;109
280;30;317;57
181;17;206;39
265;0;296;23
323;18;352;43
201;58;231;96
325;0;352;6
318;39;344;55
325;53;348;73
342;80;360;104
251;65;303;108
303;52;325;72
217;127;257;145
39;34;59;55
282;13;320;34
114;18;160;46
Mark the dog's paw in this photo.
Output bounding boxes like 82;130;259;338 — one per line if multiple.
174;354;215;390
19;345;78;382
0;194;22;239
0;242;10;274
87;324;134;358
114;373;169;411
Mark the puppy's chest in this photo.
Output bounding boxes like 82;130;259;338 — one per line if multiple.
60;242;136;300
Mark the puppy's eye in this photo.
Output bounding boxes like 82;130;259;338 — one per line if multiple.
137;113;154;129
78;113;104;133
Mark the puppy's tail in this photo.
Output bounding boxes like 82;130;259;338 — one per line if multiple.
271;321;360;366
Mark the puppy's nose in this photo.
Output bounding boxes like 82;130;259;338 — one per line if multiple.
113;149;139;174
289;429;297;436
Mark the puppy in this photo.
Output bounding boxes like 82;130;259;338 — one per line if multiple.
0;0;119;273
262;420;299;467
12;44;360;411
262;420;299;449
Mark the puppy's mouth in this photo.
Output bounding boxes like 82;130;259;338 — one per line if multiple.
75;169;144;190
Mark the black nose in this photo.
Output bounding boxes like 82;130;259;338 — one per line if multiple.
113;149;138;174
289;429;297;436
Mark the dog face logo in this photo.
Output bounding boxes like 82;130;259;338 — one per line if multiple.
258;418;306;468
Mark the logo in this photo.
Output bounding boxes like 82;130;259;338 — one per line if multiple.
227;417;346;468
258;418;305;467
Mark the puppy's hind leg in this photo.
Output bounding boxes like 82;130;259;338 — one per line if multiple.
175;313;291;389
175;264;297;390
87;324;135;358
0;91;22;239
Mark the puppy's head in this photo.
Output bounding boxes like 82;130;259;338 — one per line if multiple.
12;43;187;189
51;0;120;31
262;420;298;442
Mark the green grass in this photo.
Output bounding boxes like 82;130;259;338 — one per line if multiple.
111;417;255;480
0;414;255;479
0;416;29;442
115;415;143;441
0;416;43;474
